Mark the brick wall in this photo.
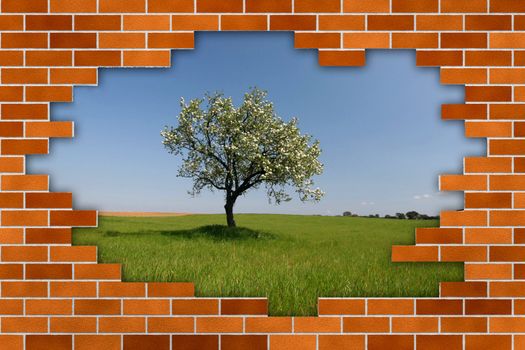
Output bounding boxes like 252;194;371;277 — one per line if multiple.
0;0;524;349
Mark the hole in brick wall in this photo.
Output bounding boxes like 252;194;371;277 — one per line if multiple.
28;32;484;315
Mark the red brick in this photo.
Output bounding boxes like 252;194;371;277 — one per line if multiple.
295;33;340;49
124;15;170;30
2;282;47;297
147;318;194;333
465;121;511;138
343;317;389;332
100;282;146;297
222;15;267;31
515;264;525;279
319;15;365;30
50;246;96;262
0;51;24;66
99;33;146;49
465;193;511;208
491;0;525;12
416;50;463;66
50;210;97;226
245;317;292;333
26;299;72;315
50;0;97;13
148;33;194;49
491;140;525;156
0;336;22;350
50;68;97;84
490;175;525;190
441;68;487;85
441;0;487;13
466;15;511;30
1;175;48;191
0;158;23;173
392;0;438;13
26;51;72;67
246;0;291;12
466;51;512;66
490;104;525;120
392;317;438;333
51;317;97;333
0;193;23;208
196;317;243;333
367;299;414;315
124;51;171;67
270;15;316;30
0;16;22;30
318;335;364;350
26;121;73;138
392;33;438;48
516;16;525;30
464;263;512;280
2;0;47;12
2;139;48;155
50;33;96;49
147;282;193;297
491;282;525;297
416;15;462;31
172;299;218;315
415;227;462;244
344;33;389;49
441;33;487;49
293;317;341;333
368;335;413;350
26;86;73;102
99;0;145;12
171;335;218;350
2;210;48;226
440;246;487;261
50;282;97;297
2;317;48;333
416;299;463;315
490;246;525;262
269;335;316;350
75;15;121;30
75;264;121;280
98;317;146;333
26;15;72;30
123;336;170;350
221;299;267;315
440;210;487;227
440;174;487;191
344;0;390;12
172;15;218;30
26;336;71;349
2;68;48;84
391;245;438;262
295;0;340;12
197;0;243;13
319;51;365;67
465;299;511;315
491;33;525;48
442;104;486;120
368;15;413;30
26;264;72;280
75;299;121;315
148;0;193;12
517;51;525;66
75;51;122;67
74;335;121;350
466;335;511;350
0;87;23;102
124;299;170;315
443;317;488;333
490;317;525;332
465;228;512;244
26;192;72;209
440;282;487;297
0;264;23;279
0;300;23;315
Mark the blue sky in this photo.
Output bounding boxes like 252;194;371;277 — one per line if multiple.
28;32;484;216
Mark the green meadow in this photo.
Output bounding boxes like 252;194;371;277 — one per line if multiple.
73;214;463;316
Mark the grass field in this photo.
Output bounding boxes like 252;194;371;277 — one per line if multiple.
73;214;463;316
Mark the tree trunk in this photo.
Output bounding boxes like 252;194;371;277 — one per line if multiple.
224;198;236;227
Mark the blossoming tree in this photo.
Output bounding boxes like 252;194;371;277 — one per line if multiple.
161;88;324;227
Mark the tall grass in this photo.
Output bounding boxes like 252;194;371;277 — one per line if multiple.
73;214;463;316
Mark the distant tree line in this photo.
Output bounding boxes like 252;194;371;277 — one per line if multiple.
342;211;438;220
